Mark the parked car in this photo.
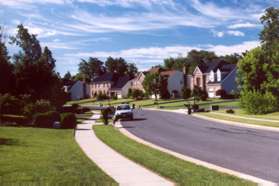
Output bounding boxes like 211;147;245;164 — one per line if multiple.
114;104;133;120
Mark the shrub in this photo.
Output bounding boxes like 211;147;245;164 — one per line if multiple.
60;113;76;129
24;100;55;117
132;89;144;100
192;104;199;111
1;114;29;126
0;94;24;115
192;86;208;101
240;90;278;114
33;111;60;128
96;93;109;101
216;89;227;99
101;108;109;125
226;109;235;114
182;87;191;99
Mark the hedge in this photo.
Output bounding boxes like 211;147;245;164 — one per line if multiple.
33;111;60;128
60;113;76;129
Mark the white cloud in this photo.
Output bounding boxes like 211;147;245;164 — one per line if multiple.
65;40;259;70
0;0;70;6
211;30;225;38
227;30;245;37
76;0;175;8
228;22;259;29
67;9;216;34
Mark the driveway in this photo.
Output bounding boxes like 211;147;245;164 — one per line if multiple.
121;109;279;183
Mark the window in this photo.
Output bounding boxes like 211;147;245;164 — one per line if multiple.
196;77;201;86
217;69;221;82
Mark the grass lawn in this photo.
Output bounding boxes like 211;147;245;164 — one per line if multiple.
94;125;255;186
70;97;240;111
66;98;96;105
198;110;279;128
0;126;117;185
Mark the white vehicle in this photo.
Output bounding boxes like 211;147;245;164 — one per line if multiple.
114;104;133;120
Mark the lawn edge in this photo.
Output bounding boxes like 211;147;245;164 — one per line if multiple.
193;113;279;132
116;121;277;186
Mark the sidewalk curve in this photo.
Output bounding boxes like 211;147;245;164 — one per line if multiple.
75;114;173;186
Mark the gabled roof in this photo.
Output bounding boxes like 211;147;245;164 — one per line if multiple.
196;59;236;74
148;66;163;74
92;73;114;83
111;75;131;90
160;70;177;76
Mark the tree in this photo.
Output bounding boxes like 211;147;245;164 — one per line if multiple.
127;63;138;78
143;73;160;100
164;57;186;70
260;7;279;50
0;27;14;94
238;7;279;113
220;53;242;64
78;57;104;82
237;47;267;92
105;57;128;76
10;24;67;107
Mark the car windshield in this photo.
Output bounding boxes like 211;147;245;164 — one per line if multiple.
117;105;130;110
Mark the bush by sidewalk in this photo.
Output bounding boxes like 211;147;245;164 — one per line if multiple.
60;113;76;129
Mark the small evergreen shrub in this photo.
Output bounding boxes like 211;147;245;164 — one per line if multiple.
226;109;235;114
33;111;60;128
182;87;192;99
132;89;144;100
240;90;278;114
0;94;24;115
101;108;109;125
60;113;76;129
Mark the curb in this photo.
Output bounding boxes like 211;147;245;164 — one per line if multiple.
193;113;279;133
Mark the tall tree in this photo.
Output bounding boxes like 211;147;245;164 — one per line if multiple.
260;7;279;50
78;57;104;81
143;73;160;100
238;7;279;111
10;25;66;106
0;27;14;94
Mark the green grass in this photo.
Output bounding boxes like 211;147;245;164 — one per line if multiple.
198;111;279;128
66;98;96;105
71;97;239;110
94;125;255;186
221;109;279;121
0;126;117;185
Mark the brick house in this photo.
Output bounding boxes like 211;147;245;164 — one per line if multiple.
89;73;132;98
186;60;237;98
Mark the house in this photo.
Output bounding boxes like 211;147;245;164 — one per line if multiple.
129;72;146;92
89;73;132;98
69;81;90;100
160;70;184;97
186;59;237;98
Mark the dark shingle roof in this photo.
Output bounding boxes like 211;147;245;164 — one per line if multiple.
197;59;236;73
111;75;131;90
92;73;114;83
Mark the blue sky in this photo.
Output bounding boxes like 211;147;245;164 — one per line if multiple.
1;0;278;75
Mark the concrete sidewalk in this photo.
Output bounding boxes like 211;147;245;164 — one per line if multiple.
75;114;173;186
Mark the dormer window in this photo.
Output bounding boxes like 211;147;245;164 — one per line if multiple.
217;69;221;82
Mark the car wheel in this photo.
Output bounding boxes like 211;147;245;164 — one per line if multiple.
130;115;133;120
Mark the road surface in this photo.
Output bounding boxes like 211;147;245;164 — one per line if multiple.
121;109;279;183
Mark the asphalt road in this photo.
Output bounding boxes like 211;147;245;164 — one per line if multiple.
121;109;279;183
